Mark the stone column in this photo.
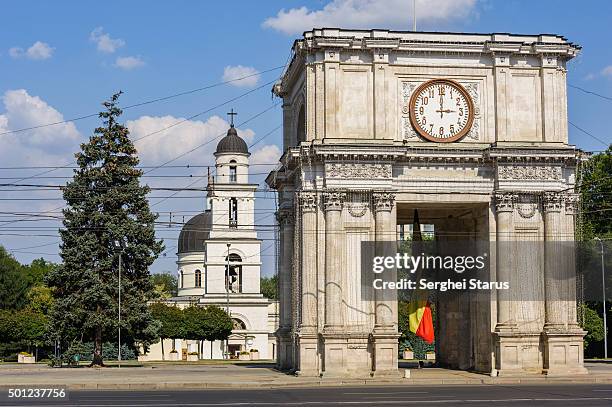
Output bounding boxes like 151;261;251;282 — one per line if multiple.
494;192;517;330
296;191;319;375
564;193;581;330
323;191;346;330
371;192;400;376
543;191;565;330
321;190;346;376
276;209;294;370
373;192;396;330
542;192;587;375
493;191;521;376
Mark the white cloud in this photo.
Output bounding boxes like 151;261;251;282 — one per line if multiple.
602;66;612;78
263;0;478;35
251;144;281;168
126;115;255;166
90;27;125;53
114;56;145;70
0;89;80;168
8;41;54;60
222;65;260;87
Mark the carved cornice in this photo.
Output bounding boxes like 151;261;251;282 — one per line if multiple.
299;192;317;213
542;192;563;213
323;191;346;212
372;192;395;213
495;192;516;213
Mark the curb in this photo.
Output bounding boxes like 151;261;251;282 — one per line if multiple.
2;376;612;390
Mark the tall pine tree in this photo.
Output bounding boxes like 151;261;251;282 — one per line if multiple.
47;92;163;366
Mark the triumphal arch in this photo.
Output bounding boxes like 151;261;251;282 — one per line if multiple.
266;28;586;377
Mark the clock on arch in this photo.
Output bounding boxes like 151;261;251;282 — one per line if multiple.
409;79;475;143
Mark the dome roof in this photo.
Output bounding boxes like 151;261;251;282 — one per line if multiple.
215;125;249;155
178;212;211;254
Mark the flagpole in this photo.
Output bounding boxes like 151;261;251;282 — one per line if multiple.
413;0;417;31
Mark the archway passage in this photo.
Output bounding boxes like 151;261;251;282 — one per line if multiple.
396;203;491;372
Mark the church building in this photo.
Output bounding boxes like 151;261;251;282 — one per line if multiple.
141;119;279;361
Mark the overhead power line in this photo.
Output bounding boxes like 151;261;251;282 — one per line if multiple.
0;65;285;137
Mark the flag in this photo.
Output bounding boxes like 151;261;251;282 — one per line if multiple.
407;209;435;344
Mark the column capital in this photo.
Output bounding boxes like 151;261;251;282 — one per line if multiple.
276;210;295;225
372;192;395;213
299;191;318;213
564;193;579;215
494;192;516;213
323;190;346;212
542;191;563;213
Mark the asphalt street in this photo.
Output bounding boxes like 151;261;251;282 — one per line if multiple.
1;384;612;406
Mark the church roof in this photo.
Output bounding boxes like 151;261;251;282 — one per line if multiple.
215;125;249;155
178;212;211;254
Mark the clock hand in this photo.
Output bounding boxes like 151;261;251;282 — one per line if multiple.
439;95;444;119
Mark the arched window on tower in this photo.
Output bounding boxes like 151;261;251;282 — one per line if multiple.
225;253;242;293
229;197;238;227
297;104;305;144
195;269;202;288
229;160;237;183
179;270;184;289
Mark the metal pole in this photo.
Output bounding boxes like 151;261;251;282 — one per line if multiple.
225;243;231;359
118;251;122;367
596;238;607;359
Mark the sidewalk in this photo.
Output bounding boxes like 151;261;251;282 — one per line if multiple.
1;361;612;390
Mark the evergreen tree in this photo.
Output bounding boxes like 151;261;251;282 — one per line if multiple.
46;92;163;366
0;246;29;310
580;145;612;239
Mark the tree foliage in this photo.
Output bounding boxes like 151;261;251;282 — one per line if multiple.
0;247;29;310
579;146;612;239
150;272;178;299
46;92;163;366
183;305;232;343
149;302;185;340
260;275;278;300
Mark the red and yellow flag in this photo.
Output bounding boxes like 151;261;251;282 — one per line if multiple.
407;209;434;344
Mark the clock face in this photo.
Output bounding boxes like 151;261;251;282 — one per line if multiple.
409;79;474;143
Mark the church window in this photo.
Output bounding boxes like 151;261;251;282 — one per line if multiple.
195;269;202;288
179;270;184;289
225;253;243;293
229;198;238;227
229;160;237;183
232;318;246;330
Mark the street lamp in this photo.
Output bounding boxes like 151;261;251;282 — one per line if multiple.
114;239;126;367
225;243;231;359
595;237;607;359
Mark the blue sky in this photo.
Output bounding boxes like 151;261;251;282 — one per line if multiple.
0;0;611;276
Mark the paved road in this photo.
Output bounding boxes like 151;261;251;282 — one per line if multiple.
1;384;612;406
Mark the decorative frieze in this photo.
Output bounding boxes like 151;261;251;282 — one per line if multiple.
323;191;346;212
325;163;391;179
372;192;395;213
542;192;563;213
495;192;516;213
299;192;318;213
498;165;562;181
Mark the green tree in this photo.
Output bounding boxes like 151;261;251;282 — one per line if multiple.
183;305;232;358
0;247;29;310
46;92;164;366
582;304;605;348
260;275;278;300
149;302;185;359
14;309;47;353
579;146;612;239
25;258;57;287
150;272;178;299
26;285;54;315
